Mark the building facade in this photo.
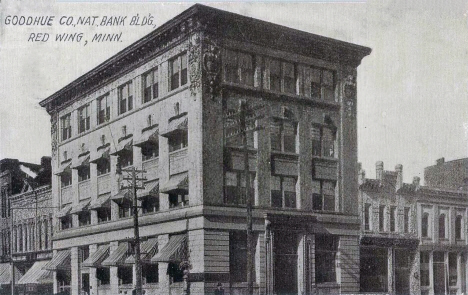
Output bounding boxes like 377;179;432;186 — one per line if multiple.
424;157;468;191
39;4;370;295
359;161;468;295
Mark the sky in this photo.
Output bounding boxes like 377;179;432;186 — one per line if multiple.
0;0;467;184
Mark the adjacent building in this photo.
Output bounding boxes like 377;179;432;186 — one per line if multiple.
424;157;468;191
39;4;370;295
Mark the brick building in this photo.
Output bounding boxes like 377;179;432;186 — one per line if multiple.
39;4;370;295
424;157;468;191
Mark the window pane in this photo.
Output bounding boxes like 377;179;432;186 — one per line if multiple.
312;193;322;211
230;231;247;282
270;59;281;92
323;70;334;86
270;121;281;151
439;214;446;239
239;53;254;86
283;62;295;94
225;50;239;83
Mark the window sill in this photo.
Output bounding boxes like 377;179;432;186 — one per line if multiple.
316;282;339;288
169;148;188;156
271;150;299;159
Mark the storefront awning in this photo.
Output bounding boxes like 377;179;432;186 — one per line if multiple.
69;199;91;214
56;204;73;218
151;234;187;263
137;181;159;199
134;129;159;147
18;260;52;285
90;146;110;163
125;238;158;264
71;154;90;169
111;190;132;203
160;173;188;194
110;137;133;156
102;243;129;267
89;194;111;210
82;245;110;268
0;263;12;285
43;250;71;271
161;116;187;137
55;161;72;176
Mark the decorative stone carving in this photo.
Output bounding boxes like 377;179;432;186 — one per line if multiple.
188;33;202;98
342;68;357;118
50;112;58;157
202;37;222;101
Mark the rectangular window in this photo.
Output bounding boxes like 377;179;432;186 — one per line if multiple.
379;205;386;232
118;266;133;285
80;246;90;263
449;253;457;286
360;247;388;292
271;176;296;209
118;81;133;115
143;264;159;284
312;180;335;212
118;199;133;218
390;206;397;232
97;94;110;125
143;68;159;103
97;267;110;285
60;172;72;187
141;143;159;161
96;158;110;176
78;104;91;133
308;67;335;101
224;50;254;86
315;235;337;283
422;212;429;238
78;166;90;182
169;53;188;91
404;207;410;233
364;203;371;231
283;62;295;94
420;252;430;286
168;130;188;152
118;151;133;168
97;207;111;223
230;231;247;282
456;215;463;240
269;59;281;92
1;187;7;219
61;114;72;141
78;211;91;227
271;120;297;153
142;196;159;214
224;171;255;205
60;215;72;230
311;126;336;158
169;193;189;208
224;111;255;148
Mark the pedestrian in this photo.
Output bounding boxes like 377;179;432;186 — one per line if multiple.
214;282;224;295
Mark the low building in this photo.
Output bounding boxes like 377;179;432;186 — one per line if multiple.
424;157;468;191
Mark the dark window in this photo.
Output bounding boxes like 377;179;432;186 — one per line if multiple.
78;211;91;227
118;199;133;218
308;67;335;101
97;267;110;285
96;158;110;176
142;196;159;214
61;114;72;141
311;126;336;158
168;130;188;152
224;50;254;86
118;81;133;115
224;171;255;205
315;235;337;283
78;104;91;133
404;207;410;233
169;193;189;208
97;94;110;125
312;180;335;212
449;253;457;286
78;166;90;182
422;213;429;238
97;206;111;223
168;262;184;283
1;187;8;218
456;215;463;240
60;215;72;230
118;151;133;168
169;53;187;91
271;120;297;153
390;206;397;232
364;203;371;231
360;247;388;292
224;111;255;148
143;264;159;284
379;205;386;232
439;213;446;239
61;172;72;187
420;252;430;286
271;176;296;209
80;246;90;263
269;59;282;92
141;143;159;161
118;266;133;285
230;231;247;282
143;68;159;103
283;62;295;94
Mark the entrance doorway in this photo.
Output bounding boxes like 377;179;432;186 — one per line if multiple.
274;231;298;295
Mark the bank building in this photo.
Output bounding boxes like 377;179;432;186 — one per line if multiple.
39;4;371;295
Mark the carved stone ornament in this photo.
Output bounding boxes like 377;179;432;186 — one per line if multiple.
202;38;222;101
342;69;357;118
50;112;58;157
188;33;202;98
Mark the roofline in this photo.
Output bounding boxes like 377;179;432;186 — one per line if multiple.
39;4;371;112
424;157;468;170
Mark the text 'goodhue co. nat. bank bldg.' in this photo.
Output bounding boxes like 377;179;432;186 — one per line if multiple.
39;5;370;295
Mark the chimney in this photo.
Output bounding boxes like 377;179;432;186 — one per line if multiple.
413;176;421;190
358;163;365;185
395;164;403;190
436;157;445;165
376;161;384;180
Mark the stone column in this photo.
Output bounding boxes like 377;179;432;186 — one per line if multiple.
89;244;98;295
255;233;266;294
12;226;16;253
457;253;462;294
387;248;394;294
409;249;421;295
158;235;170;294
110;241;119;295
41;218;47;250
429;251;434;294
49;215;53;249
110;155;119;221
22;223;27;253
297;234;306;294
53;249;59;294
90;162;98;226
71;246;80;295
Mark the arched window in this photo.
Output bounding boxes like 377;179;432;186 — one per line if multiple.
439;214;446;239
422;213;429;238
455;215;463;240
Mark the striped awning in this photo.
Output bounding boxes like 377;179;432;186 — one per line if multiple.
55;161;72;175
161;116;187;137
43;250;70;271
101;243;129;267
18;260;52;285
82;245;110;268
134;129;159;147
89;194;111;210
0;263;12;285
56;204;73;218
151;234;187;263
111;190;132;203
70;199;91;214
137;181;159;199
71;155;90;169
160;173;188;194
125;238;158;264
90;146;110;163
111;137;133;156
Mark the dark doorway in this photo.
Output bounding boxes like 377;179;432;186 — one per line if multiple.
274;231;298;295
81;273;90;294
433;252;446;295
395;249;411;295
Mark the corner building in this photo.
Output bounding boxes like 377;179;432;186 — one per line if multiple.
40;5;370;295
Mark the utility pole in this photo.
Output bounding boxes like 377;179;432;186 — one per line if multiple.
122;167;146;295
225;100;264;295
